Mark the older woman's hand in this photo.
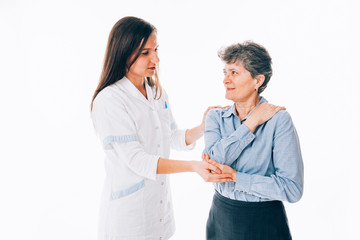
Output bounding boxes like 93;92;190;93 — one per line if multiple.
245;102;286;133
192;160;234;183
202;153;237;182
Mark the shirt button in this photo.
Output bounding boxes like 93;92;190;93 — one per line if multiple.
157;144;160;148
160;219;163;222
160;200;163;204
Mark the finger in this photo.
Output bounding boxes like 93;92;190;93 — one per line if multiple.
275;105;286;112
202;153;210;163
205;106;219;113
207;175;234;183
208;159;222;168
221;105;231;109
207;163;222;174
211;173;234;178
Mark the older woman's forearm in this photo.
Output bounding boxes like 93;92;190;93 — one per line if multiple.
205;124;256;166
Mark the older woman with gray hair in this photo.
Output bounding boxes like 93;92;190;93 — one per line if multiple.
203;41;304;240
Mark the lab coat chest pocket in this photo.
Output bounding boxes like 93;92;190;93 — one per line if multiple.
157;109;172;139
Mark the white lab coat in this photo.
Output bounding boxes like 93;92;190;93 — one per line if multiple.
91;77;194;240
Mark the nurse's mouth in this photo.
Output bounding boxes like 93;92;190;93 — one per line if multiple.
148;67;156;70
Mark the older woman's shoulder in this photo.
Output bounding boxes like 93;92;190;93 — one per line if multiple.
270;110;295;128
208;106;233;116
205;106;233;122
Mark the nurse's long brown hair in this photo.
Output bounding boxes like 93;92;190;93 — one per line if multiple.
91;16;161;110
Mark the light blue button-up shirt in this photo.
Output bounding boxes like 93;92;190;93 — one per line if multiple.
204;97;304;203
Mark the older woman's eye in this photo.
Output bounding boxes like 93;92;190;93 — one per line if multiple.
232;71;237;75
142;51;149;55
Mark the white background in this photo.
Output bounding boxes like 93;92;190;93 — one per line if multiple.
1;0;359;239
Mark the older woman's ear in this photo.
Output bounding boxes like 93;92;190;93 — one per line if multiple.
255;75;265;91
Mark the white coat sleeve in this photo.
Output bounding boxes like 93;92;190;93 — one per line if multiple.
164;92;195;151
92;92;159;181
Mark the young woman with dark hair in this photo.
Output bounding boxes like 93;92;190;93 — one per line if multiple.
90;16;234;240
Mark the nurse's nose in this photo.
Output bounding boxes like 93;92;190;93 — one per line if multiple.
151;51;160;64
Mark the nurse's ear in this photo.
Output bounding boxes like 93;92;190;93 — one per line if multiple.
254;75;265;92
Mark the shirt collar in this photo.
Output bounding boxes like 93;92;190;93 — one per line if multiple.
116;77;155;109
222;96;268;119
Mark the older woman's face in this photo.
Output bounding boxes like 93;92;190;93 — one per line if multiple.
223;62;258;102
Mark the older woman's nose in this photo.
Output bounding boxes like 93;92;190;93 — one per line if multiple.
223;75;231;84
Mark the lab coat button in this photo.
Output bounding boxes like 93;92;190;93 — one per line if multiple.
160;200;163;204
157;144;160;148
160;218;163;222
161;182;165;186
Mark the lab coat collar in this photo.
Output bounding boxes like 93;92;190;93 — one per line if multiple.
116;77;155;109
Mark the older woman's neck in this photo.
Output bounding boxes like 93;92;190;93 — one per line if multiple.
235;96;260;120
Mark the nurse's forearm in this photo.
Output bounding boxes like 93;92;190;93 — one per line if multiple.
157;158;235;182
185;125;203;145
156;158;194;174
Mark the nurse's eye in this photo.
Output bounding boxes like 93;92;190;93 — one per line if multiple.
141;51;149;55
155;48;159;52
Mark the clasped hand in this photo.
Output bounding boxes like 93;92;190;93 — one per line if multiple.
193;154;236;183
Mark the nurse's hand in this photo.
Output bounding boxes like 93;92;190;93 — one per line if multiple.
186;105;230;146
192;161;234;183
245;102;286;133
200;105;230;132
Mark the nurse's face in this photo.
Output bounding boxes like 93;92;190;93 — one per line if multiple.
126;32;159;82
223;61;259;102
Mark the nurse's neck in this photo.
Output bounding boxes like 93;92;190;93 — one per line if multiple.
127;75;147;99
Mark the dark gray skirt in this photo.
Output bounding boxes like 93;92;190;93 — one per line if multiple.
206;191;292;240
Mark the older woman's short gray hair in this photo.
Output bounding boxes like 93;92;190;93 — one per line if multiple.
218;41;272;94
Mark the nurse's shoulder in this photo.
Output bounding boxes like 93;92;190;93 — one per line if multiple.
92;82;128;112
